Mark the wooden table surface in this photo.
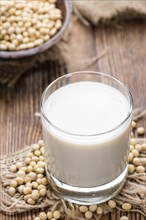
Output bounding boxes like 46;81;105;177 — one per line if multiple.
0;19;145;220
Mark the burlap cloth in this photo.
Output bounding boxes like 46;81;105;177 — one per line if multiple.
0;0;146;86
72;0;146;26
0;40;69;86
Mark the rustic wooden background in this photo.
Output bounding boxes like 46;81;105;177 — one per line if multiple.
0;19;145;220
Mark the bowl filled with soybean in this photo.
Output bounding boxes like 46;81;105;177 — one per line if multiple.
0;0;71;59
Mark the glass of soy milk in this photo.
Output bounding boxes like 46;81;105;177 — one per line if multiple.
41;71;133;204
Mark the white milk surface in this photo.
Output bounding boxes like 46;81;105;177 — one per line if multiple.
42;82;131;187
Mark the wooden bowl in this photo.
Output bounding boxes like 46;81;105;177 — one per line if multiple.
0;0;71;59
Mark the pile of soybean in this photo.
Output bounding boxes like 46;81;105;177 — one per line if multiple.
0;0;62;51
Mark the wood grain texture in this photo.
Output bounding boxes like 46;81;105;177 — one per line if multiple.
0;19;145;220
66;17;97;72
95;20;146;110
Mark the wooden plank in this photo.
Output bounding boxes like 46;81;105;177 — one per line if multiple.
95;20;146;220
0;61;66;155
66;18;98;72
95;20;146;110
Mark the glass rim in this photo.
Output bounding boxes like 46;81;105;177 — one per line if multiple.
40;71;133;137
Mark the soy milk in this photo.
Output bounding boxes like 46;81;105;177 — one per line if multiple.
42;82;131;187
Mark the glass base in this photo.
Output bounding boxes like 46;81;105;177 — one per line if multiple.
46;166;128;205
